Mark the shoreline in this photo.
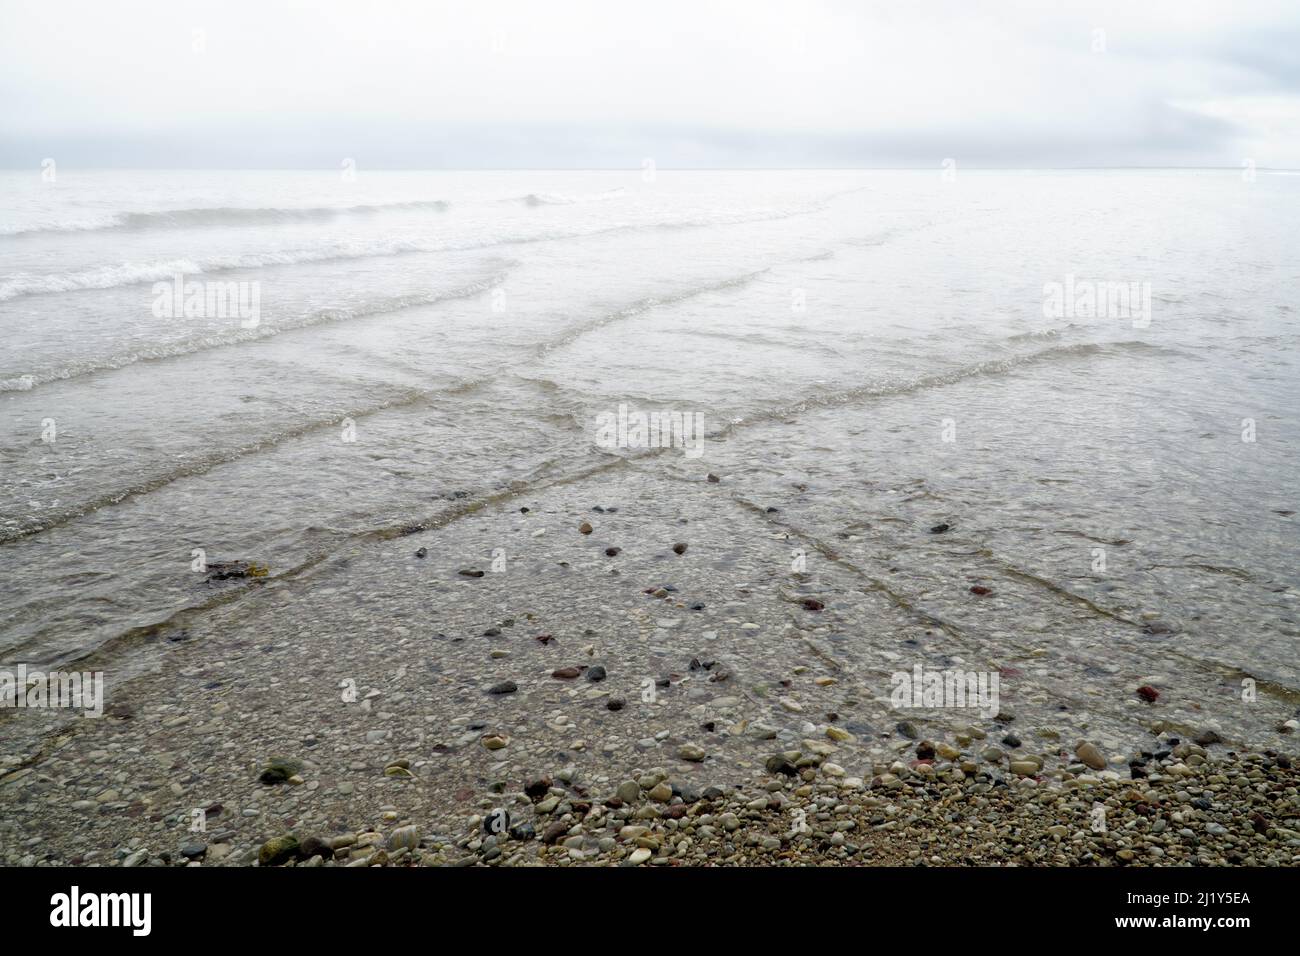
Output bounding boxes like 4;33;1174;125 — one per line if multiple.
4;706;1296;866
3;467;1297;868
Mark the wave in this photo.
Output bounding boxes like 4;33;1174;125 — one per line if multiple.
0;237;524;301
0;264;777;537
0;200;451;237
674;327;845;357
0;381;478;545
518;188;626;206
729;340;1186;429
532;268;773;356
0;203;833;303
0;272;511;392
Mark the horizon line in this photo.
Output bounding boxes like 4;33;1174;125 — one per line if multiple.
3;165;1297;172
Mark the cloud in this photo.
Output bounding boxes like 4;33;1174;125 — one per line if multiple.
0;0;1296;167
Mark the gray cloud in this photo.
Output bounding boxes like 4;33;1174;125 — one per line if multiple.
0;0;1295;168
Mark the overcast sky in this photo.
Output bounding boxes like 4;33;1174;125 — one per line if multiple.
2;0;1298;168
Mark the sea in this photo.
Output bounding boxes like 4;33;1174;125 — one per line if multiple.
1;168;1297;745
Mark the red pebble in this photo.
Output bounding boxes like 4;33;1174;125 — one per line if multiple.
1136;685;1160;703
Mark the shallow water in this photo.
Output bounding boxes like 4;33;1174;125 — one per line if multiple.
1;169;1297;753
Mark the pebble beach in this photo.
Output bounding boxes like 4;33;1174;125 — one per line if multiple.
3;169;1298;871
2;467;1297;868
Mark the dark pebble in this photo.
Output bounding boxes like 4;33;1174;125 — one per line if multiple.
587;665;607;682
930;523;950;534
509;822;536;841
298;835;332;860
487;681;518;695
765;755;798;776
258;758;302;785
606;698;625;711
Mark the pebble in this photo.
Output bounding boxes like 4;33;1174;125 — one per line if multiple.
616;781;640;803
258;836;300;867
388;826;421;850
648;783;673;802
1075;741;1107;770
